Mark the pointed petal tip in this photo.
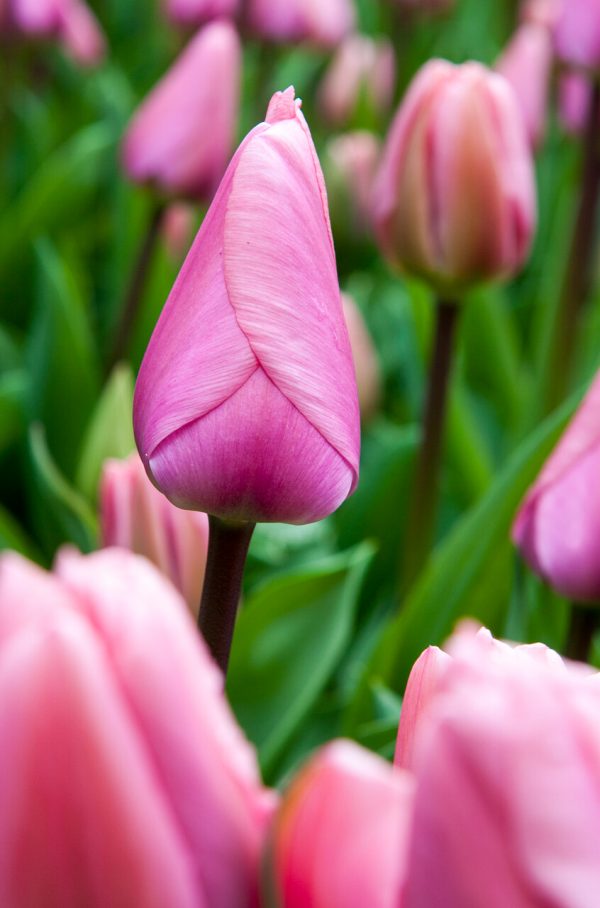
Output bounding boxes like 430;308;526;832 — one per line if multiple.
266;87;302;124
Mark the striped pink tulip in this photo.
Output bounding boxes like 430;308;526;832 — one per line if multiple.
165;0;238;27
0;548;275;907
134;87;360;524
513;370;600;602
264;740;413;908
372;60;536;294
246;0;354;47
122;21;240;201
100;453;209;614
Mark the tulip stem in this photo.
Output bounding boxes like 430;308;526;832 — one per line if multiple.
401;298;460;595
566;602;598;663
198;516;255;676
105;200;166;375
541;81;600;415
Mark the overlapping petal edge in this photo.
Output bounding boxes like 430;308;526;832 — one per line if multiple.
134;87;359;502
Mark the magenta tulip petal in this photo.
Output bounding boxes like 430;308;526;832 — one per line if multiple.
0;611;199;908
134;87;360;523
56;547;275;908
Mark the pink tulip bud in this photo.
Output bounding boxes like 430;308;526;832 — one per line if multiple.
264;740;414;908
324;130;381;239
341;292;382;422
318;34;396;129
403;625;600;906
162;201;198;261
0;548;275;907
165;0;238;28
495;22;553;149
513;370;600;602
122;21;241;202
5;0;105;66
554;0;600;71
134;87;360;524
246;0;355;47
100;453;209;614
372;60;537;295
558;71;592;135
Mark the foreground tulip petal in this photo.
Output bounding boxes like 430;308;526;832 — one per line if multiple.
134;87;360;524
266;740;413;908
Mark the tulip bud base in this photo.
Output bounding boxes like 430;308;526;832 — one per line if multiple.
198;515;255;675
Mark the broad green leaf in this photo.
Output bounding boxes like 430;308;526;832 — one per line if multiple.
227;543;374;780
27;240;100;478
343;396;576;733
76;363;136;501
0;370;27;453
27;424;98;557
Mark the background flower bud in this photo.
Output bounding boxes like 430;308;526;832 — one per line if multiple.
324;131;381;242
318;34;396;129
164;0;238;28
554;0;600;72
495;22;553;149
513;370;600;602
0;549;275;907
122;20;240;201
558;72;592;135
264;740;413;908
372;60;537;295
134;88;360;524
5;0;105;66
246;0;355;47
100;453;209;614
341;292;382;422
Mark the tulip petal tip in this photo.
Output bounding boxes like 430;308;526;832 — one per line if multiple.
266;86;302;124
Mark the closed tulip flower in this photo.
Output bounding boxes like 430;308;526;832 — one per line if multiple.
2;0;105;66
554;0;600;71
100;453;209;614
246;0;354;47
264;740;413;908
165;0;238;27
122;20;240;201
0;548;275;907
402;625;600;907
372;60;536;294
513;370;600;602
319;34;396;129
134;87;360;525
496;22;553;149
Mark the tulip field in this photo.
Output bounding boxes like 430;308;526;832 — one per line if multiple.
4;0;600;903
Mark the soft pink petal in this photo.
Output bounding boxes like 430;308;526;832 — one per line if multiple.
0;610;199;908
247;0;354;46
394;645;451;771
496;23;553;148
0;552;75;646
559;72;591;135
58;0;105;66
555;0;600;70
56;547;275;908
165;0;238;26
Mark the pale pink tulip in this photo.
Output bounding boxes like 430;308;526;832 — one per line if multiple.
394;644;451;771
403;625;600;907
513;369;600;602
264;740;413;908
341;292;382;421
372;60;536;294
496;22;553;149
324;130;381;237
100;453;209;614
134;87;360;524
122;21;241;201
0;548;275;907
4;0;105;66
165;0;238;27
319;34;395;129
554;0;600;71
246;0;354;47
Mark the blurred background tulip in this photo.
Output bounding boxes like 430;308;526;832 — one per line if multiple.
324;131;381;244
554;0;600;72
122;20;241;202
318;34;396;130
495;21;553;149
264;740;413;908
342;291;382;422
0;548;275;907
100;453;209;615
245;0;355;47
165;0;239;28
2;0;105;65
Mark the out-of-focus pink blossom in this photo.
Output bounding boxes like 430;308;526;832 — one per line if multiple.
246;0;354;47
513;369;600;602
372;60;536;294
324;131;381;239
100;453;209;614
3;0;105;66
402;624;600;907
165;0;238;28
341;292;382;422
319;34;396;129
162;202;198;261
558;71;593;135
134;87;360;524
122;21;241;201
496;22;553;149
521;0;561;29
264;740;414;908
394;644;451;771
0;548;275;907
554;0;600;71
